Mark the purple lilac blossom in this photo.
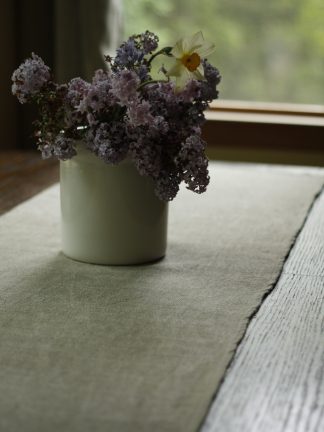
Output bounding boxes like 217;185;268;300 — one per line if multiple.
11;53;50;103
127;100;154;127
110;70;140;105
154;172;180;201
114;39;144;69
136;64;150;82
64;78;90;128
177;135;209;194
150;116;169;135
140;31;159;54
66;78;90;107
178;79;201;103
201;60;221;101
86;112;98;127
64;109;84;129
80;78;112;113
203;60;221;86
128;135;162;178
86;122;128;164
40;135;76;161
39;142;54;159
53;135;77;160
92;69;110;83
11;31;221;202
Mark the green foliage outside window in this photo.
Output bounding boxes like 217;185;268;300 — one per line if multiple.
123;0;324;104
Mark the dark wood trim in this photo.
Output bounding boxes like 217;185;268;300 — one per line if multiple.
0;151;59;215
203;101;324;167
203;119;324;152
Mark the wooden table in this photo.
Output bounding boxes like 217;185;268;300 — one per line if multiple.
202;165;324;432
0;152;323;432
0;151;59;215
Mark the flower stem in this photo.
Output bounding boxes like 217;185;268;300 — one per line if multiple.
147;47;173;65
137;78;169;90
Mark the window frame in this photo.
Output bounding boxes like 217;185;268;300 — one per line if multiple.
203;101;324;166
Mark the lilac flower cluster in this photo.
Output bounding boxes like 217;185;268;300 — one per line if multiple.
39;134;76;161
113;31;159;72
11;31;221;201
12;53;51;103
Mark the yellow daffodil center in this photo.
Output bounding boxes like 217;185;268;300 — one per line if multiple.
181;52;201;72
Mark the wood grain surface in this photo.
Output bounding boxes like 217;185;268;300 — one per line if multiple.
0;151;59;215
201;185;324;432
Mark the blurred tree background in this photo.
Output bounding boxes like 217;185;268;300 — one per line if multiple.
123;0;324;105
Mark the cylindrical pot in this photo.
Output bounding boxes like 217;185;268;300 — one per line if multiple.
60;144;168;265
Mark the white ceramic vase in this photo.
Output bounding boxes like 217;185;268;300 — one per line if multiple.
60;144;168;265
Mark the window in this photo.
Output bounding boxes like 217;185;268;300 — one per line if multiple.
123;0;324;166
123;0;324;104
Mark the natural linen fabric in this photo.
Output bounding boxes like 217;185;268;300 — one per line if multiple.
0;163;323;432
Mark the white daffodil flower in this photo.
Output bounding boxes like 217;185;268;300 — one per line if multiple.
167;31;215;89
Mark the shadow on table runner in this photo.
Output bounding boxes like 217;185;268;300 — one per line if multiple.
0;165;323;432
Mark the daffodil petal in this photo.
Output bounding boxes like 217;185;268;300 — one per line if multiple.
175;71;191;91
186;31;205;53
180;35;191;54
171;31;215;59
196;41;215;57
167;61;186;77
182;67;191;79
171;40;184;58
181;31;204;53
169;32;214;88
193;66;205;81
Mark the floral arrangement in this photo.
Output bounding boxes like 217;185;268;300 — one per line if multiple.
12;31;221;201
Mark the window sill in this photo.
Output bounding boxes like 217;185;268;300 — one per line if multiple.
203;101;324;167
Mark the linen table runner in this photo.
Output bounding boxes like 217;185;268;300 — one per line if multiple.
0;163;323;432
